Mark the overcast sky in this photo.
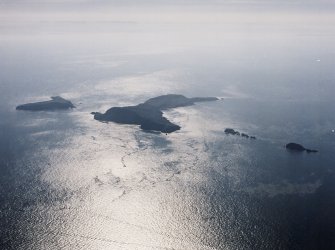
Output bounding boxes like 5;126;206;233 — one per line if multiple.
2;0;335;10
1;0;334;25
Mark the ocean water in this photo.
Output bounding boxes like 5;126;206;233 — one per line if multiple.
1;18;335;250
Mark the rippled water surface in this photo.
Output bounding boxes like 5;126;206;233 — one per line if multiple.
1;14;335;249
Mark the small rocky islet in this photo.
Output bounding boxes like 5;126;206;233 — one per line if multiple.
286;143;318;153
224;129;319;153
224;128;256;139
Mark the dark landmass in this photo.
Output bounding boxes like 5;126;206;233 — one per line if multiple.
93;94;219;133
16;96;75;111
141;95;218;110
225;128;240;136
286;143;305;151
224;128;256;139
241;133;249;138
286;143;318;153
93;104;180;133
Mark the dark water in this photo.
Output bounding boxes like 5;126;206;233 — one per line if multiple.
1;20;335;249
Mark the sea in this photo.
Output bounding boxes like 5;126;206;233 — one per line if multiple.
0;12;335;249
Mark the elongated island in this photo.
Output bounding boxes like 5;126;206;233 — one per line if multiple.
286;143;318;153
92;94;219;133
16;96;75;111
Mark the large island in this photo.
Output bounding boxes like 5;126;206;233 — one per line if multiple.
16;96;75;111
93;94;219;133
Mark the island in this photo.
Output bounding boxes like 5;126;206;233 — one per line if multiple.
16;96;75;111
286;143;318;153
224;128;256;139
93;94;219;133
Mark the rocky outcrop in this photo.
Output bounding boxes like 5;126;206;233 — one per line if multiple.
224;128;256;139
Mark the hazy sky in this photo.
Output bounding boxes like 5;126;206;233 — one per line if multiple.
1;0;334;36
2;0;335;11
